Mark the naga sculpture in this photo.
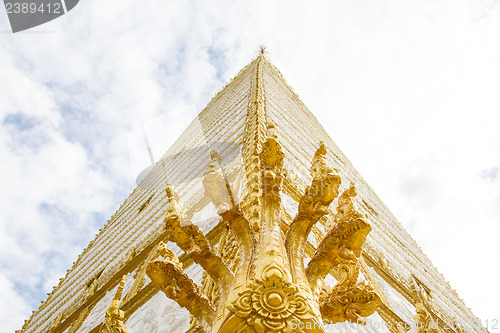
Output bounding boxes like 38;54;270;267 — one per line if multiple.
146;124;380;332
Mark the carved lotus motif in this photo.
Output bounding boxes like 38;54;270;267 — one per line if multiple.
252;281;297;320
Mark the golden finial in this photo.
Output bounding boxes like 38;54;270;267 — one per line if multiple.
257;45;268;58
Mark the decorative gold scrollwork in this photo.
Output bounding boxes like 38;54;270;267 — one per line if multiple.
319;261;380;325
411;276;442;333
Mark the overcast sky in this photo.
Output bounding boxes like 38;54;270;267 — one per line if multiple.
0;0;499;332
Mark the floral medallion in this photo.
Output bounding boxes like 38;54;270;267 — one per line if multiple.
228;266;313;333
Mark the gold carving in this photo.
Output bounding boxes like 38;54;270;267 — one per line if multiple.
259;123;286;199
411;276;442;333
414;305;441;333
146;118;379;333
68;305;95;333
122;246;160;304
165;183;187;228
102;275;128;333
319;262;380;324
285;141;341;287
306;184;371;289
21;51;484;333
146;247;215;333
163;183;233;287
306;183;381;324
226;265;314;332
203;159;232;214
453;321;465;333
240;52;267;232
337;182;364;223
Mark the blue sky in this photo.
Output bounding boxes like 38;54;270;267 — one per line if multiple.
0;0;499;331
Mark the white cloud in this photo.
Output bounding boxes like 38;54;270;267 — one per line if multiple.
0;0;499;331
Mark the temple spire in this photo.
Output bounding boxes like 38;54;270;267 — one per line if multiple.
241;48;269;231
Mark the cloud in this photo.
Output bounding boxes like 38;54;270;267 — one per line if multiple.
0;273;30;332
481;167;499;183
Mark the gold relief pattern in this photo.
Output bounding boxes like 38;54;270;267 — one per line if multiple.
165;183;187;223
308;184;380;324
414;306;441;333
203;159;233;215
240;50;267;233
242;152;263;232
411;277;442;333
162;182;233;287
145;110;379;333
48;313;63;333
453;321;465;333
336;182;365;223
67;304;96;333
259;123;286;200
319;261;380;325
84;271;102;302
285;140;341;287
306;205;371;288
102;275;128;333
227;265;313;333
